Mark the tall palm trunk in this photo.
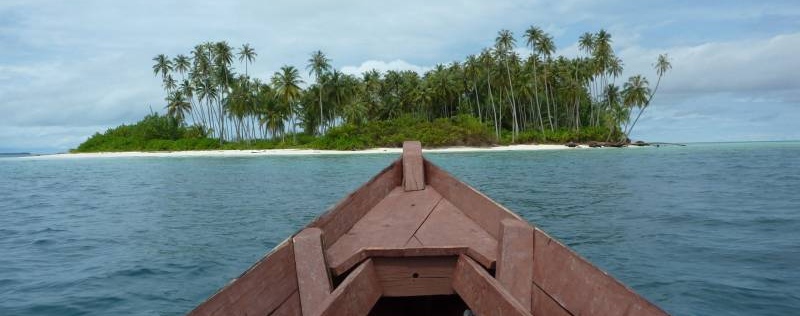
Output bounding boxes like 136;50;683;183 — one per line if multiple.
532;60;545;132
504;59;518;141
319;83;324;135
473;82;482;122
486;73;499;141
626;74;663;137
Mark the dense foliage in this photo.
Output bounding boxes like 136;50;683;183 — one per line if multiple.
73;113;617;152
73;114;217;152
77;26;670;152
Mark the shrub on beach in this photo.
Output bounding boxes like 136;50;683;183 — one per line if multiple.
310;115;495;150
72;113;214;152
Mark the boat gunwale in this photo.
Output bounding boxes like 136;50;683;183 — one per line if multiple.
189;150;670;316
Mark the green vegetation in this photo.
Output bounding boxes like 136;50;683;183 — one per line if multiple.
76;26;670;152
73;113;618;152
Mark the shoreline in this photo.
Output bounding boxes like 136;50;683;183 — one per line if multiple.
23;143;636;159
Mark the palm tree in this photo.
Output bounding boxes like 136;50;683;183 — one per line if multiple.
166;91;191;123
535;33;556;130
179;79;198;125
271;66;304;142
601;84;627;141
213;41;234;142
173;55;191;80
627;54;671;138
237;44;257;78
464;54;482;122
152;54;172;81
621;75;650;140
524;26;545;132
163;75;177;93
195;79;218;137
495;29;519;140
307;50;331;134
479;49;500;140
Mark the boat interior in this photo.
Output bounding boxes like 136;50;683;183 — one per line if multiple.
189;141;665;316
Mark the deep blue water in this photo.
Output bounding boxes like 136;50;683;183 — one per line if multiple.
1;142;799;315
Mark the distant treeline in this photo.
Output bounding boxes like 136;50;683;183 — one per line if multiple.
77;26;671;152
73;113;617;152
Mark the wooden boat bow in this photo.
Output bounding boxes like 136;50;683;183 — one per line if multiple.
189;141;668;316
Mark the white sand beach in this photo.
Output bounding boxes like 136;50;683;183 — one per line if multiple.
26;143;626;159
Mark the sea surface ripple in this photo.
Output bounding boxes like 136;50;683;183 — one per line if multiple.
1;142;798;315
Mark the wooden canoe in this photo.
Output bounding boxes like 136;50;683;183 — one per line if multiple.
189;141;668;316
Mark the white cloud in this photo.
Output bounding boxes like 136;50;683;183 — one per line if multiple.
340;60;431;76
1;0;799;151
619;32;800;96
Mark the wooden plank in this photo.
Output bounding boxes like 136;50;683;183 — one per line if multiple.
404;235;424;247
292;228;332;316
330;246;472;277
532;228;668;316
531;283;571;316
269;291;302;316
310;159;402;247
402;141;425;191
496;219;534;311
318;259;382;316
413;198;498;268
326;187;442;275
425;160;523;240
452;255;532;316
373;256;457;297
189;241;298;316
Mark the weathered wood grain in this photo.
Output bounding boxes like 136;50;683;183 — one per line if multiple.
326;187;442;275
452;255;532;316
402;141;425;191
413;198;497;269
373;256;457;297
318;259;382;316
532;228;668;316
310;159;402;247
269;290;302;316
530;283;571;316
188;240;298;316
292;228;332;316
424;160;524;240
497;219;534;311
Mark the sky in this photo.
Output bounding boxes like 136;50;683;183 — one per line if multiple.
1;0;799;153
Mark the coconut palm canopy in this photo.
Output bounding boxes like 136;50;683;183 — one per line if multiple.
152;28;670;143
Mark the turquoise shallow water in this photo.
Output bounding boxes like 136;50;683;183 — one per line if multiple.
1;142;799;315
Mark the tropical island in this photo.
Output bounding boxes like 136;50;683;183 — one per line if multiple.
73;27;670;153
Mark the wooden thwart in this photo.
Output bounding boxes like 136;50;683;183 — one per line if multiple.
497;219;534;311
373;256;456;297
292;228;332;316
189;140;669;316
452;255;532;316
402;141;425;191
318;259;382;316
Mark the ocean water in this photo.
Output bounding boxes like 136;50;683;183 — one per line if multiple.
1;142;798;315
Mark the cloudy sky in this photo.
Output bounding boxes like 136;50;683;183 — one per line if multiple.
1;0;798;153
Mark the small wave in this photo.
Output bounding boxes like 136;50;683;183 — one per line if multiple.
111;267;170;278
0;228;19;236
31;227;67;234
32;239;55;246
